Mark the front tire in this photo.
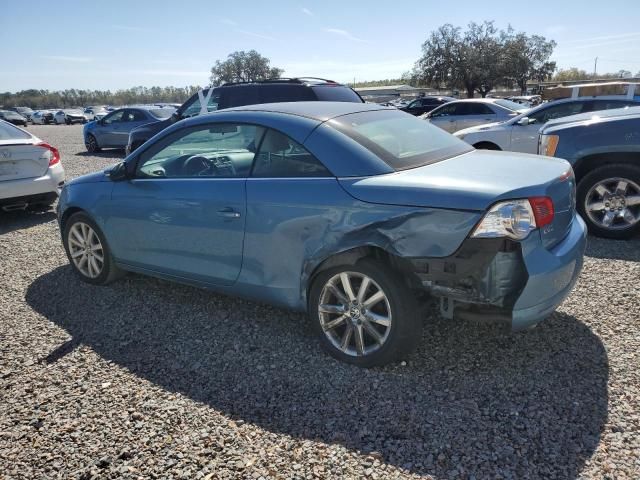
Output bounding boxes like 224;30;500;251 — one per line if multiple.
309;259;422;367
85;134;101;153
577;164;640;239
63;212;124;285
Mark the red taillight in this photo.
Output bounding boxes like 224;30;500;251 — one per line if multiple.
37;142;60;166
529;196;554;228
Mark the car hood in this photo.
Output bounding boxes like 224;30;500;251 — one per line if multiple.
68;169;110;185
339;150;572;212
454;121;508;136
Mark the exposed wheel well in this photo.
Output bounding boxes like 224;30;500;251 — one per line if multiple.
573;152;640;182
473;141;501;151
306;246;421;304
60;207;86;230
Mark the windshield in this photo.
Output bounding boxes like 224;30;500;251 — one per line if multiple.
494;99;529;112
149;108;175;119
329;109;473;171
312;85;363;103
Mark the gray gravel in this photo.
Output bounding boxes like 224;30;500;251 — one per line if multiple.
1;124;638;479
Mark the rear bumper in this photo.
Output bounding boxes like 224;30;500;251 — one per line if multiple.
413;215;587;330
511;215;587;330
0;163;65;201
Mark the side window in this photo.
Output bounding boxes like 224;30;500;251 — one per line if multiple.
180;89;221;118
431;103;458;117
466;104;494;115
407;100;421;109
530;102;585;124
592;100;635;111
260;85;315;103
137;123;263;179
251;129;331;178
219;86;260;109
103;111;124;124
130;110;148;122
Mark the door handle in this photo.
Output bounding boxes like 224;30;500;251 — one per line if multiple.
217;208;241;218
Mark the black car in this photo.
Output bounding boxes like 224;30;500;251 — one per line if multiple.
398;96;455;116
0;110;28;126
126;78;364;154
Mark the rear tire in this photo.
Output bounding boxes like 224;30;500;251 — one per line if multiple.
577;163;640;239
309;259;422;367
63;212;124;285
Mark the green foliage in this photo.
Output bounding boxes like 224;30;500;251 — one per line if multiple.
408;22;556;97
0;86;201;109
210;50;284;85
553;68;636;82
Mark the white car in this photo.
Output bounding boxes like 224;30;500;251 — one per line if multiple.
83;106;109;122
0;120;65;211
454;97;640;153
422;98;528;133
31;110;55;125
54;109;88;125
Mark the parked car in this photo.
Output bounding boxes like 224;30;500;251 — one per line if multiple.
84;106;109;122
32;110;55;125
0;110;28;127
0;119;64;211
506;95;542;108
422;99;528;133
454;97;640;153
9;107;34;122
398;96;455;116
54;109;88;125
58;102;586;367
83;106;175;153
125;78;364;155
538;106;640;239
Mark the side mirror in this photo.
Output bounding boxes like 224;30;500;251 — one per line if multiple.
105;162;129;181
170;111;180;123
516;117;532;126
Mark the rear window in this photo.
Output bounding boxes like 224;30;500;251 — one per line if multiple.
0;120;31;140
149;108;175;119
329;109;473;171
312;85;363;103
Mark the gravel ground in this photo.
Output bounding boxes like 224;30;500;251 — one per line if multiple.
1;124;638;479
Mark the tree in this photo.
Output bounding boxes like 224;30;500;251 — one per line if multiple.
409;22;556;97
210;50;283;85
502;30;556;94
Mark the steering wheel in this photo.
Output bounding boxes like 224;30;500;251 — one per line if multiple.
183;155;214;176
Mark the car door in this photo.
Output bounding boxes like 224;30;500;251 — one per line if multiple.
511;101;587;153
455;103;497;131
114;109;149;147
107;122;263;285
97;110;125;146
428;103;462;132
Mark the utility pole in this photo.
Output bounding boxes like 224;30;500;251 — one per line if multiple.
594;57;598;77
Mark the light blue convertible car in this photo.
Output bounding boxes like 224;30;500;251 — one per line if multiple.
58;102;586;366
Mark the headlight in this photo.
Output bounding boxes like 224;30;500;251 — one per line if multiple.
539;134;559;156
472;199;538;240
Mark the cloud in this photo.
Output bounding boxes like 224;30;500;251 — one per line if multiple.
545;25;567;36
220;18;238;26
234;29;275;41
42;55;92;63
301;7;313;16
324;28;366;43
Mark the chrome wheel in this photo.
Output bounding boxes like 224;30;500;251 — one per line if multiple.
68;222;104;278
318;271;392;357
585;177;640;230
86;135;98;152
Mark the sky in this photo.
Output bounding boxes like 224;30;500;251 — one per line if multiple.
1;0;640;92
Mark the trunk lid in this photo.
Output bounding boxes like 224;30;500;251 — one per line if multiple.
339;150;575;248
0;142;52;181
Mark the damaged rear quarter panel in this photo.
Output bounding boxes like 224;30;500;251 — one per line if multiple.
238;177;481;310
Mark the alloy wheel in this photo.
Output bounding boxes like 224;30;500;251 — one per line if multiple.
585;177;640;230
68;222;104;278
318;271;392;357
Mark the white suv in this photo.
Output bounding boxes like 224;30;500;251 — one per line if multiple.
454;97;640;153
